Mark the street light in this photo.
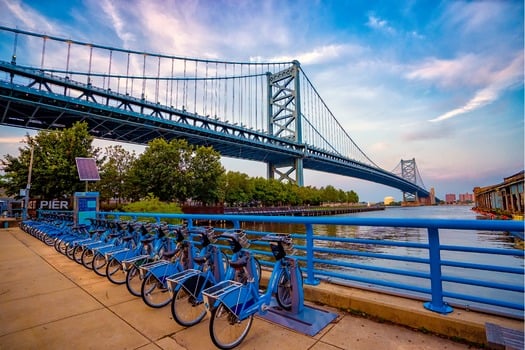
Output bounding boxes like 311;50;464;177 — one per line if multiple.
22;145;34;220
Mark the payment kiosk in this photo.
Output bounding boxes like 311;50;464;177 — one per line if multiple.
73;192;99;225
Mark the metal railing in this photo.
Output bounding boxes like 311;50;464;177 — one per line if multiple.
89;212;524;318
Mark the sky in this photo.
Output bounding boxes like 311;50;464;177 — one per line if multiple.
0;0;523;203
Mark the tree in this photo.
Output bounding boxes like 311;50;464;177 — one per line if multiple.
1;122;98;198
94;145;137;204
222;171;255;206
188;146;225;204
127;138;224;203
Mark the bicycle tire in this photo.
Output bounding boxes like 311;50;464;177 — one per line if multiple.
276;266;303;310
209;302;253;349
106;258;126;284
141;273;171;308
81;248;95;269
171;276;211;326
92;252;107;276
43;235;55;246
65;243;76;260
126;265;143;296
73;245;84;264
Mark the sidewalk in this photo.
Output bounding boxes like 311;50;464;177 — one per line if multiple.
0;227;520;349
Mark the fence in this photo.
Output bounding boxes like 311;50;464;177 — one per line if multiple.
84;212;523;318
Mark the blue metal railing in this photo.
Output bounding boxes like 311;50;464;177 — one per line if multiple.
87;212;523;318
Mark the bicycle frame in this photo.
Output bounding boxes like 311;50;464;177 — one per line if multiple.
204;253;289;320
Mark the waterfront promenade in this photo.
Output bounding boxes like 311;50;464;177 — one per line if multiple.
1;226;523;349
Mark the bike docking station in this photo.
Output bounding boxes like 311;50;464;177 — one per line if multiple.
202;231;339;340
258;258;338;337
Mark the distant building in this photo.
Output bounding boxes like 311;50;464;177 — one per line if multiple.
459;193;474;203
445;193;456;204
473;170;524;217
384;196;395;205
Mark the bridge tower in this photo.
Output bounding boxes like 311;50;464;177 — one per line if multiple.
401;158;418;203
266;61;304;186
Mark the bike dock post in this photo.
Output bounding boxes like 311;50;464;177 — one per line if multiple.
260;258;337;337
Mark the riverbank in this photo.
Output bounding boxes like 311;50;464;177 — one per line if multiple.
224;205;385;216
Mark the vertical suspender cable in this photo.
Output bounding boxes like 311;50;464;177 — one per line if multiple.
203;62;208;116
215;62;219;118
125;52;130;95
170;58;174;107
65;41;71;78
141;53;146;100
194;60;198;113
88;45;93;85
183;59;187;110
107;50;113;91
40;36;47;70
232;64;235;123
155;56;160;103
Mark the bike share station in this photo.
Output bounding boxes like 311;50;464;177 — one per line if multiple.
258;254;338;336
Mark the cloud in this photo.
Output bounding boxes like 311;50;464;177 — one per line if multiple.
406;51;524;123
0;0;56;32
429;52;524;122
100;0;135;46
251;43;364;65
366;14;395;34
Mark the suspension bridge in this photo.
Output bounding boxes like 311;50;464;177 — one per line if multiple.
0;26;432;201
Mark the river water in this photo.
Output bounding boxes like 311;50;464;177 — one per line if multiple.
239;205;524;317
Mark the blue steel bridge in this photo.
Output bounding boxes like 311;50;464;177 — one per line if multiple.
0;26;430;200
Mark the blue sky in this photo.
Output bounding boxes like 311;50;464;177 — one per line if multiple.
0;0;523;203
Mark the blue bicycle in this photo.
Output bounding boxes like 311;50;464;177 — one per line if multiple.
168;228;261;327
203;233;302;349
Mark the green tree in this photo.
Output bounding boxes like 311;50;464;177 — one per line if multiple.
94;145;136;204
188;146;225;204
1;122;97;198
127;138;224;204
222;171;254;206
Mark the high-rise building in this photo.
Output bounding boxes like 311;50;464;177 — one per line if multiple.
459;193;474;202
445;193;456;204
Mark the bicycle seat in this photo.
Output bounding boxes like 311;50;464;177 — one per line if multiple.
193;253;211;265
162;248;179;259
141;236;155;244
122;235;134;241
229;255;249;269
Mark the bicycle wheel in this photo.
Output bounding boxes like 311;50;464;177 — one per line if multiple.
106;258;126;284
92;252;108;276
126;265;143;296
65;243;76;260
55;239;67;255
73;245;84;264
171;276;211;326
141;274;171;308
277;265;303;310
209;303;253;349
43;234;55;246
81;248;95;269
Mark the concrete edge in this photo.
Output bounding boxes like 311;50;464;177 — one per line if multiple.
261;272;524;347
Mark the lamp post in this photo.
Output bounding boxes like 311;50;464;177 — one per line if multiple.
22;145;34;220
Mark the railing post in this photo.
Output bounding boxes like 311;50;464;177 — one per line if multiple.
232;220;240;229
304;223;319;285
424;227;453;314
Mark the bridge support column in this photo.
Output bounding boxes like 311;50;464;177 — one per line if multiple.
266;61;304;186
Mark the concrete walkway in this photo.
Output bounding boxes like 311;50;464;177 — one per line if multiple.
0;227;521;349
